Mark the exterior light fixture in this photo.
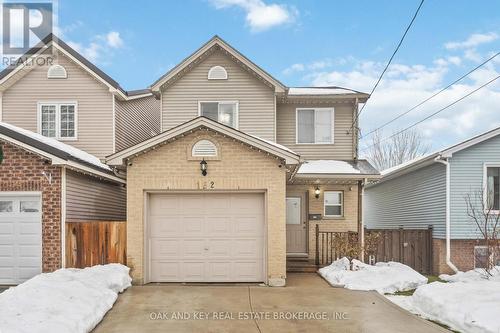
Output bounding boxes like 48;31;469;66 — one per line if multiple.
200;159;208;176
314;186;320;199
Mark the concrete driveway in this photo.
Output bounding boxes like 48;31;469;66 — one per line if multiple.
93;273;447;333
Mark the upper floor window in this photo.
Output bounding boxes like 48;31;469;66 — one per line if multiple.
199;101;238;128
296;108;334;144
47;64;67;79
486;166;500;210
208;66;228;80
38;102;77;140
324;191;343;217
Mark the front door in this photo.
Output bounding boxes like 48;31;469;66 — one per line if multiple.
286;197;306;253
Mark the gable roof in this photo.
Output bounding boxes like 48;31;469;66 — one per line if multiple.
0;121;124;183
378;125;500;181
150;35;287;93
0;34;152;101
106;116;301;166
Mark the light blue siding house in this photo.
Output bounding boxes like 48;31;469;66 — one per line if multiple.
365;126;500;274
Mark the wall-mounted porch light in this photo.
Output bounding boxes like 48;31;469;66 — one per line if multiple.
200;159;208;176
314;186;320;199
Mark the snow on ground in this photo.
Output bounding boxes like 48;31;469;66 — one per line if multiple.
0;264;131;333
298;160;361;174
318;257;428;294
387;267;500;333
439;266;500;282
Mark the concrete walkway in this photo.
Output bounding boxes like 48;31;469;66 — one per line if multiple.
93;273;448;333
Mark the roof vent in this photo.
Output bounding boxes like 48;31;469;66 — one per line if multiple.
192;139;217;156
47;64;67;79
208;66;227;80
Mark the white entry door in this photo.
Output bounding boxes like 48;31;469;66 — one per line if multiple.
148;193;265;282
0;193;42;285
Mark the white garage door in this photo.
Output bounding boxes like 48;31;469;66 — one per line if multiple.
0;193;42;285
148;193;265;282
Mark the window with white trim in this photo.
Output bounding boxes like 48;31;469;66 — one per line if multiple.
297;108;333;144
39;103;77;139
486;166;500;210
324;191;343;217
200;101;238;128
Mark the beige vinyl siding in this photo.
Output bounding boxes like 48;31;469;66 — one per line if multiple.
276;102;355;160
115;95;161;151
65;170;126;222
2;50;113;159
161;50;275;141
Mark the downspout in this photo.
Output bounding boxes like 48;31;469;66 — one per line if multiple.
434;155;459;273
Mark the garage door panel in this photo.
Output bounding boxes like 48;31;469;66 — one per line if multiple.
150;195;179;211
0;223;14;234
148;193;264;282
0;245;14;256
0;257;15;266
151;262;181;281
182;239;206;258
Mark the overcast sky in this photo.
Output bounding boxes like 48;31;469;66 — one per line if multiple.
10;0;500;153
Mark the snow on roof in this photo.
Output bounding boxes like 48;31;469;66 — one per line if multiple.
288;87;365;96
380;152;436;176
248;134;298;155
298;160;361;174
0;121;110;171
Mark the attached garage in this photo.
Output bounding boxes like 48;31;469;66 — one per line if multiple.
147;192;265;282
0;193;42;284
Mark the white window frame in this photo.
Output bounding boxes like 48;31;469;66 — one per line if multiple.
295;107;334;144
324;191;343;218
198;101;239;129
37;101;78;140
482;163;500;214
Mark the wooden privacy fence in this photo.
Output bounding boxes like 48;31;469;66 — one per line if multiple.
315;225;433;274
366;227;433;275
65;221;126;268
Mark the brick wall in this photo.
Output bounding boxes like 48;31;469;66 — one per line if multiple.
286;184;359;261
433;239;482;274
0;141;62;271
126;130;287;285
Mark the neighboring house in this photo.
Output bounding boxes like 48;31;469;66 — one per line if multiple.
0;121;126;284
0;34;380;286
365;126;500;274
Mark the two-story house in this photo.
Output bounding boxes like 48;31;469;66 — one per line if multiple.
0;34;379;286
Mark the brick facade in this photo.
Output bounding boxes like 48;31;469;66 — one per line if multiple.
0;141;62;272
126;130;287;286
286;184;359;261
432;238;482;274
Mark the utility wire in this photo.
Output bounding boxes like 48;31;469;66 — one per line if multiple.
359;74;500;152
349;0;425;133
361;51;500;139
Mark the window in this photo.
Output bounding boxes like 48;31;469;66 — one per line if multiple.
20;201;39;213
486;166;500;210
0;201;13;213
199;102;238;128
296;108;333;144
192;139;217;157
39;103;77;139
207;66;228;80
324;191;343;217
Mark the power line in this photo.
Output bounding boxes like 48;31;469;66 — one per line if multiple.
360;74;500;153
349;0;425;133
361;51;500;139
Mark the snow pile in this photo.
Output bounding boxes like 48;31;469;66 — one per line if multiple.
439;266;500;282
0;264;131;333
0;121;110;171
298;160;361;174
388;279;500;333
318;257;428;294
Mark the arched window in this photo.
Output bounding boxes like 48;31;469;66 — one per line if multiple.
207;66;228;80
192;139;218;157
47;64;67;79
